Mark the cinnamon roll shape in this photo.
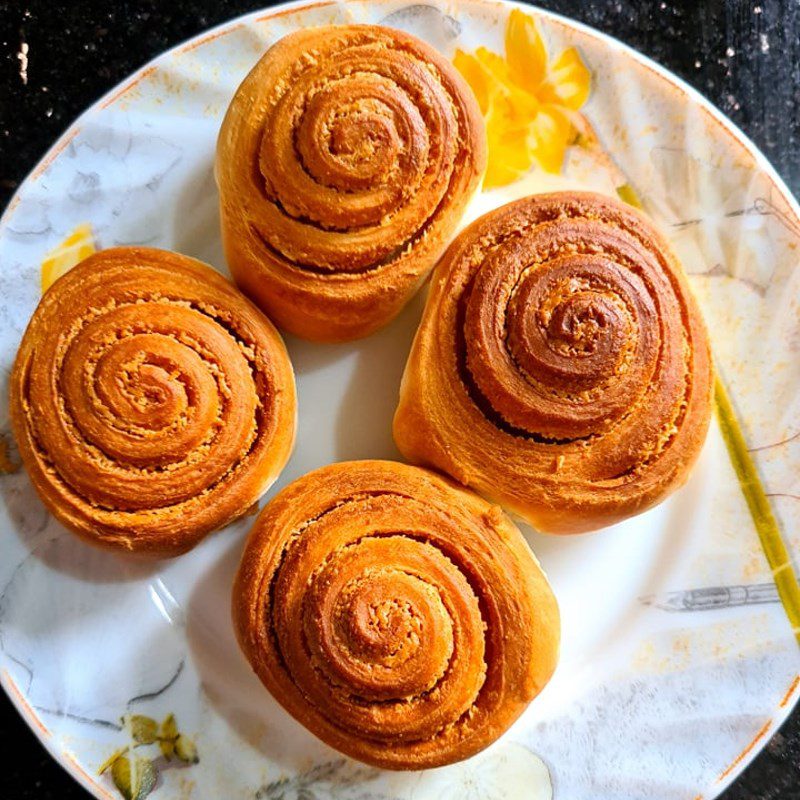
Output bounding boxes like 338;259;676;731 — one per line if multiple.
216;25;487;342
233;460;559;769
394;192;713;534
10;248;296;555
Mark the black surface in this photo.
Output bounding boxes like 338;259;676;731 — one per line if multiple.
1;1;799;798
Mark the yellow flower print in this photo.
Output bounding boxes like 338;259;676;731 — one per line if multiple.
40;223;95;293
454;9;591;187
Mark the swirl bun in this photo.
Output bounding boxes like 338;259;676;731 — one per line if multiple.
233;460;559;769
217;25;486;342
394;192;713;533
10;247;296;555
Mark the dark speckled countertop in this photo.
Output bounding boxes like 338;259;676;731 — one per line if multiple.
0;1;798;798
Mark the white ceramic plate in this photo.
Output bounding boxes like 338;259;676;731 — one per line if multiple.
1;2;799;799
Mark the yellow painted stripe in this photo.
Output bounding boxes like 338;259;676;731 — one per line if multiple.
714;373;800;644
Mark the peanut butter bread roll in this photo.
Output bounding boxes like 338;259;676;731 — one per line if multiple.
233;460;559;768
217;25;487;342
394;192;713;533
10;247;296;555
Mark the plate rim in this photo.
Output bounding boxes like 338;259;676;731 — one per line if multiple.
1;1;798;798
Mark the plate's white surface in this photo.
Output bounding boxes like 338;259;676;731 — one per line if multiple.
1;2;799;799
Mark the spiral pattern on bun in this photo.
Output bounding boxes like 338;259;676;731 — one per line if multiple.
10;247;296;555
216;24;486;342
233;460;559;769
394;192;713;534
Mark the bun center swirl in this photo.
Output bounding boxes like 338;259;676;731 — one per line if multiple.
270;495;487;742
54;301;258;510
308;542;463;701
255;37;457;271
463;220;663;442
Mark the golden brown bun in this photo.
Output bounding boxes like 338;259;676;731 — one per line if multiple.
233;460;559;769
394;192;713;534
216;24;487;342
10;247;296;556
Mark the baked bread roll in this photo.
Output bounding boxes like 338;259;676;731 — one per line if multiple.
394;192;713;534
10;247;296;556
233;460;559;769
216;25;487;342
